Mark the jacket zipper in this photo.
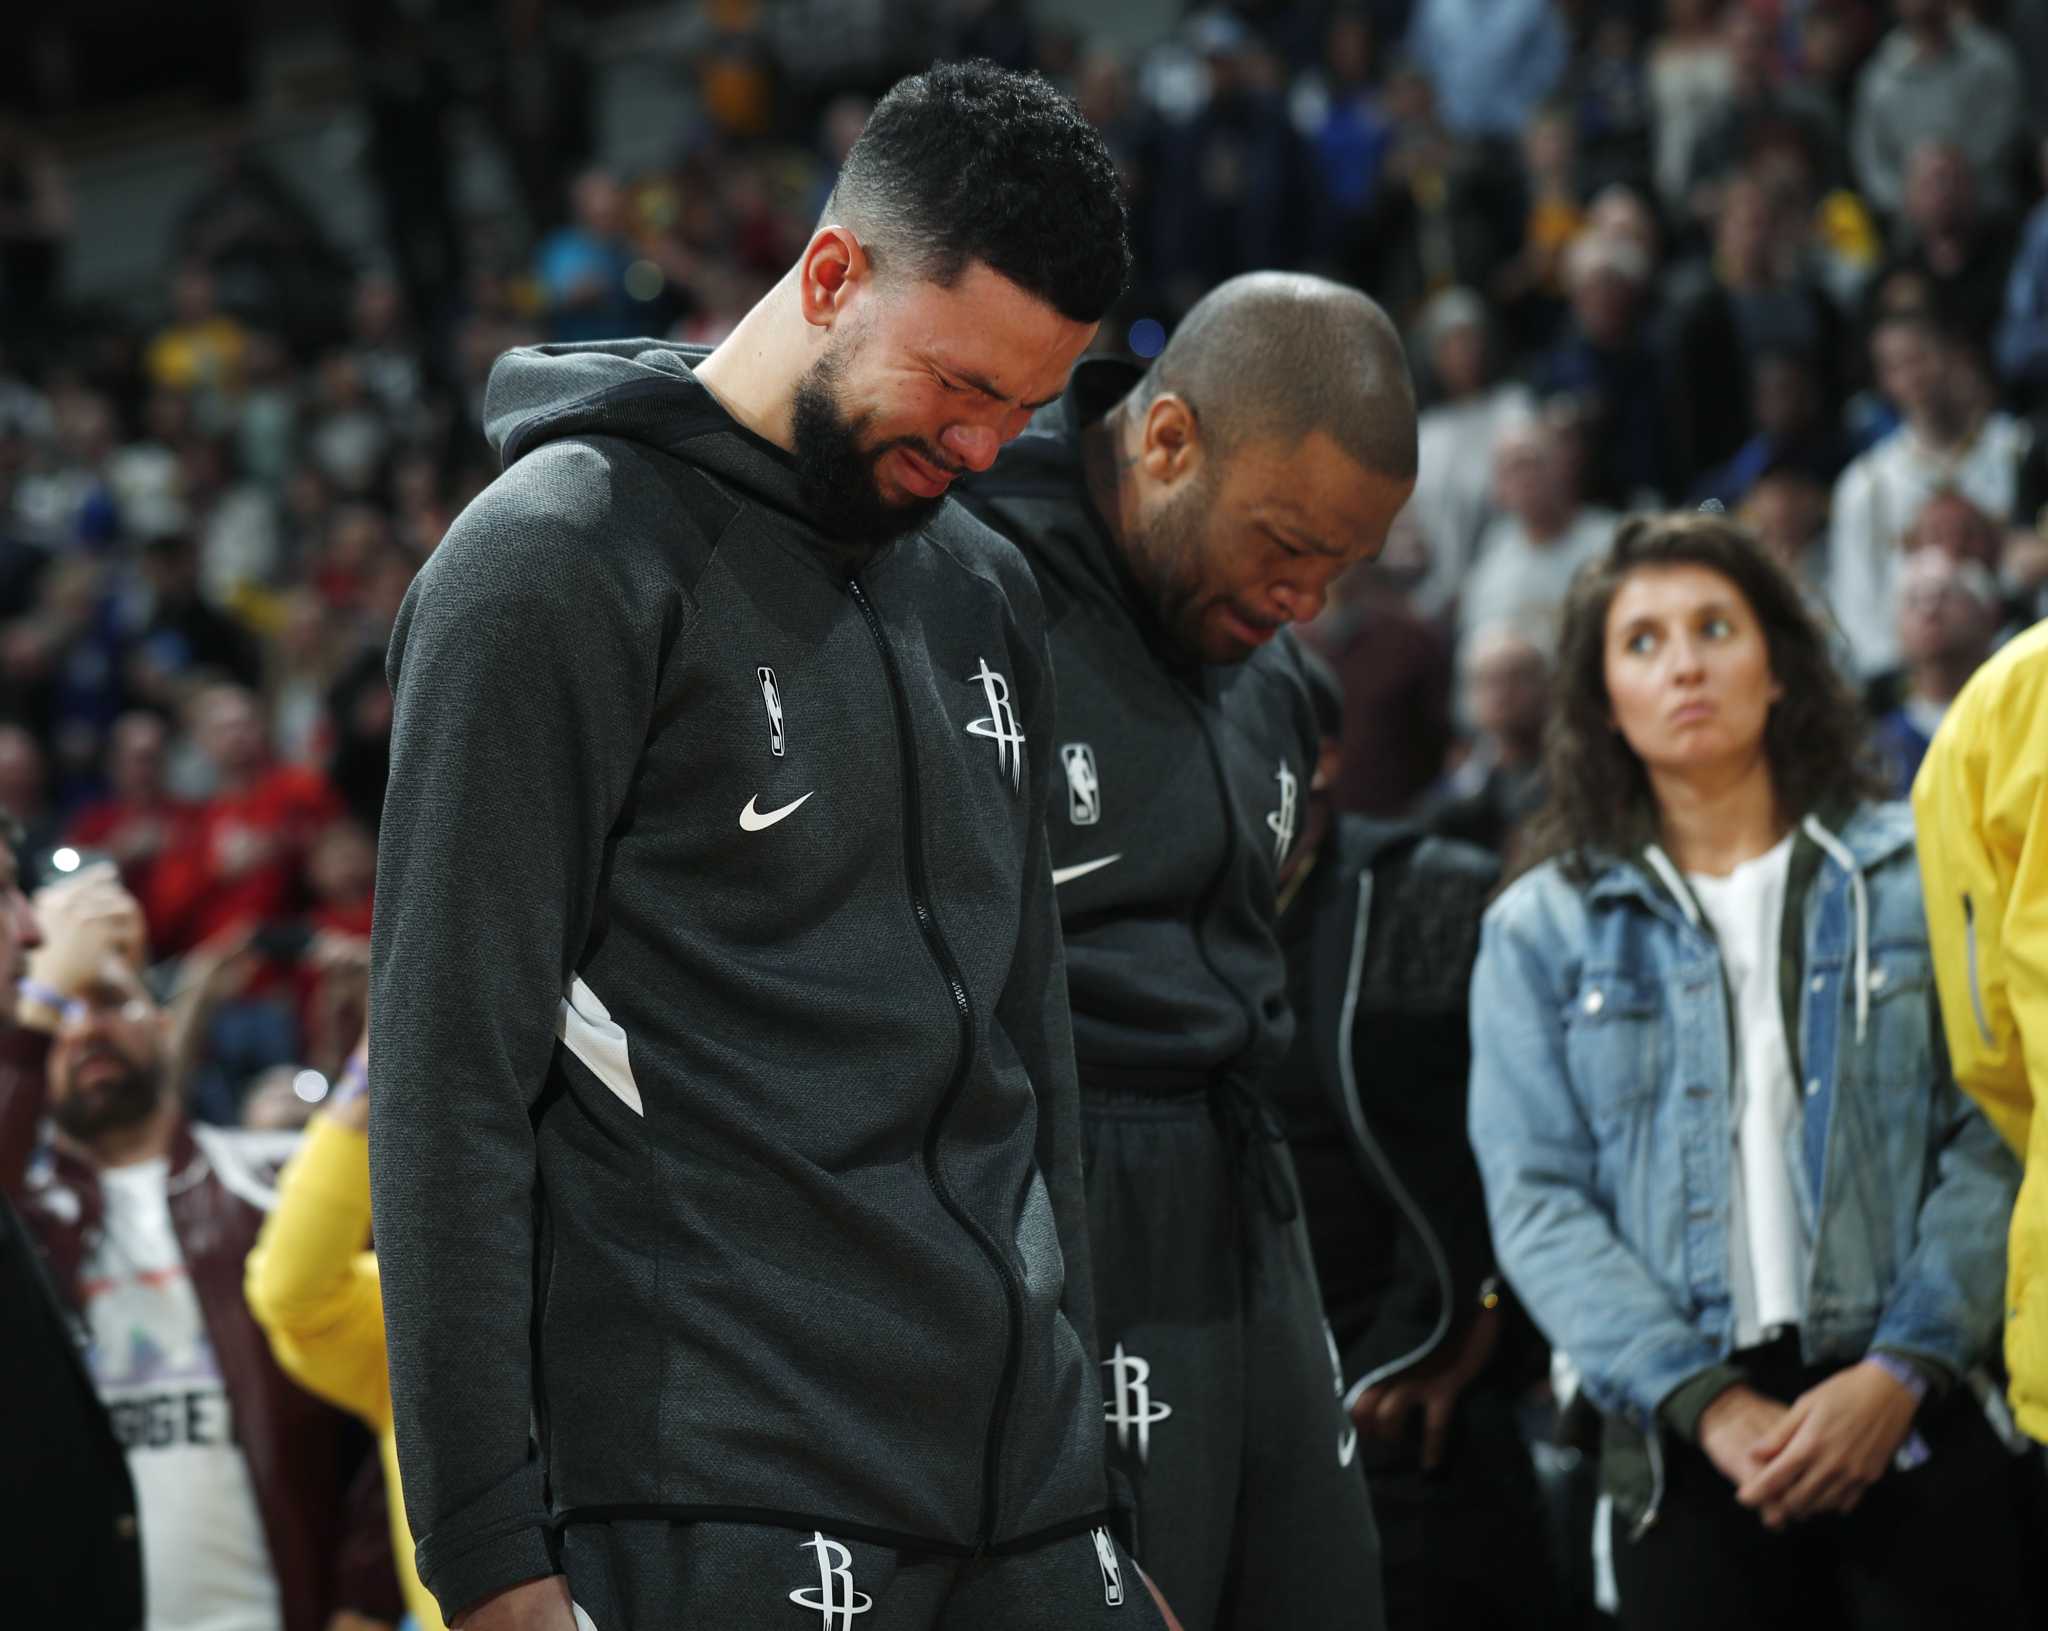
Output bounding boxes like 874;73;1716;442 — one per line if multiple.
1962;893;1997;1046
1181;690;1263;1054
1333;872;1456;1394
847;575;1024;1550
1629;854;1720;1543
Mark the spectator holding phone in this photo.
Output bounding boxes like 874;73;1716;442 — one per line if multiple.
4;865;390;1631
0;830;143;1629
1468;513;2029;1628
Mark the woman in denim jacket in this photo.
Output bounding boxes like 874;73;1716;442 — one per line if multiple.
1467;514;2030;1628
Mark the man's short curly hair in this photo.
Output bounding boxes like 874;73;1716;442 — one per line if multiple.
824;59;1131;324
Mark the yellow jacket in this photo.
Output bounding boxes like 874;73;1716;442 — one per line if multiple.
245;1114;446;1631
1913;620;2048;1442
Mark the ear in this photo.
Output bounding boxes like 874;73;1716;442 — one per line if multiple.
1139;392;1204;488
797;226;869;331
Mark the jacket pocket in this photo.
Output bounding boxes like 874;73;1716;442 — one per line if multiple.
1563;975;1663;1124
1861;946;1936;1087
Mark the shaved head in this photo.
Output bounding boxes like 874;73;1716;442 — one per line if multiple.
1099;272;1418;664
1142;272;1418;481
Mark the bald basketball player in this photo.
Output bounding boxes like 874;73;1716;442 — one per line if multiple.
960;273;1418;1631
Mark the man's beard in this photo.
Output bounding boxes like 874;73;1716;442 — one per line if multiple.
1124;472;1223;662
790;342;953;564
52;1045;164;1142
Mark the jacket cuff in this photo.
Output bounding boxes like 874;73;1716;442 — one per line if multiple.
1658;1362;1749;1443
414;1461;557;1623
1868;1346;1955;1400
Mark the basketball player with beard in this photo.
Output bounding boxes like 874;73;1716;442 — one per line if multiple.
0;844;143;1628
370;61;1178;1631
2;863;376;1631
959;272;1418;1631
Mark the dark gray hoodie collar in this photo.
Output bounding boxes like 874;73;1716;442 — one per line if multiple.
484;339;849;548
986;354;1207;676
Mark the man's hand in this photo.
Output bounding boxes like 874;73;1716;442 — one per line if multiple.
1696;1383;1793;1490
325;1031;371;1135
19;865;146;1028
1349;1306;1501;1470
178;923;261;1006
452;1575;577;1631
1735;1361;1919;1528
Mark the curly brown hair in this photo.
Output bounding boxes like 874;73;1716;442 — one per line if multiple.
1516;512;1881;882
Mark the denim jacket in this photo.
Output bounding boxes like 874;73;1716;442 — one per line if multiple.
1468;801;2019;1529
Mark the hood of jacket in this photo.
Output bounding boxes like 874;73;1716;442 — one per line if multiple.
482;339;866;560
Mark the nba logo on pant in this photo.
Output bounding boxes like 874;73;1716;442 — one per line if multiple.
1091;1526;1126;1607
1102;1341;1173;1463
789;1533;872;1629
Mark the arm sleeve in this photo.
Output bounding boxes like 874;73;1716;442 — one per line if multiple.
244;1114;390;1426
1466;895;1723;1430
368;443;673;1620
1867;1003;2022;1375
1913;672;2044;1158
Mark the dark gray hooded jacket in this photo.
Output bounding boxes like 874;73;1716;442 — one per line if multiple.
958;357;1321;1096
368;341;1109;1620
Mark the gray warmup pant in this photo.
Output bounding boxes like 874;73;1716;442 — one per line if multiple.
1082;1087;1387;1631
559;1518;1167;1631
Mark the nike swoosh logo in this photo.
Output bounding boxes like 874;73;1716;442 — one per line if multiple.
1051;854;1122;887
739;791;814;831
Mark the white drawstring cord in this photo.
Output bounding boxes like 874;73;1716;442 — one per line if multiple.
1800;815;1869;1045
1641;845;1701;928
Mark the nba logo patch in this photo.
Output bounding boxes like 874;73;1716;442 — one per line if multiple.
1061;743;1101;826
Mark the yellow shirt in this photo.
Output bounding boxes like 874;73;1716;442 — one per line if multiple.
1913;621;2048;1442
245;1115;445;1630
144;316;249;395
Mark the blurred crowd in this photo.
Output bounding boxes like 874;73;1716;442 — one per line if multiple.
3;0;2046;1017
2;1;2048;1627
